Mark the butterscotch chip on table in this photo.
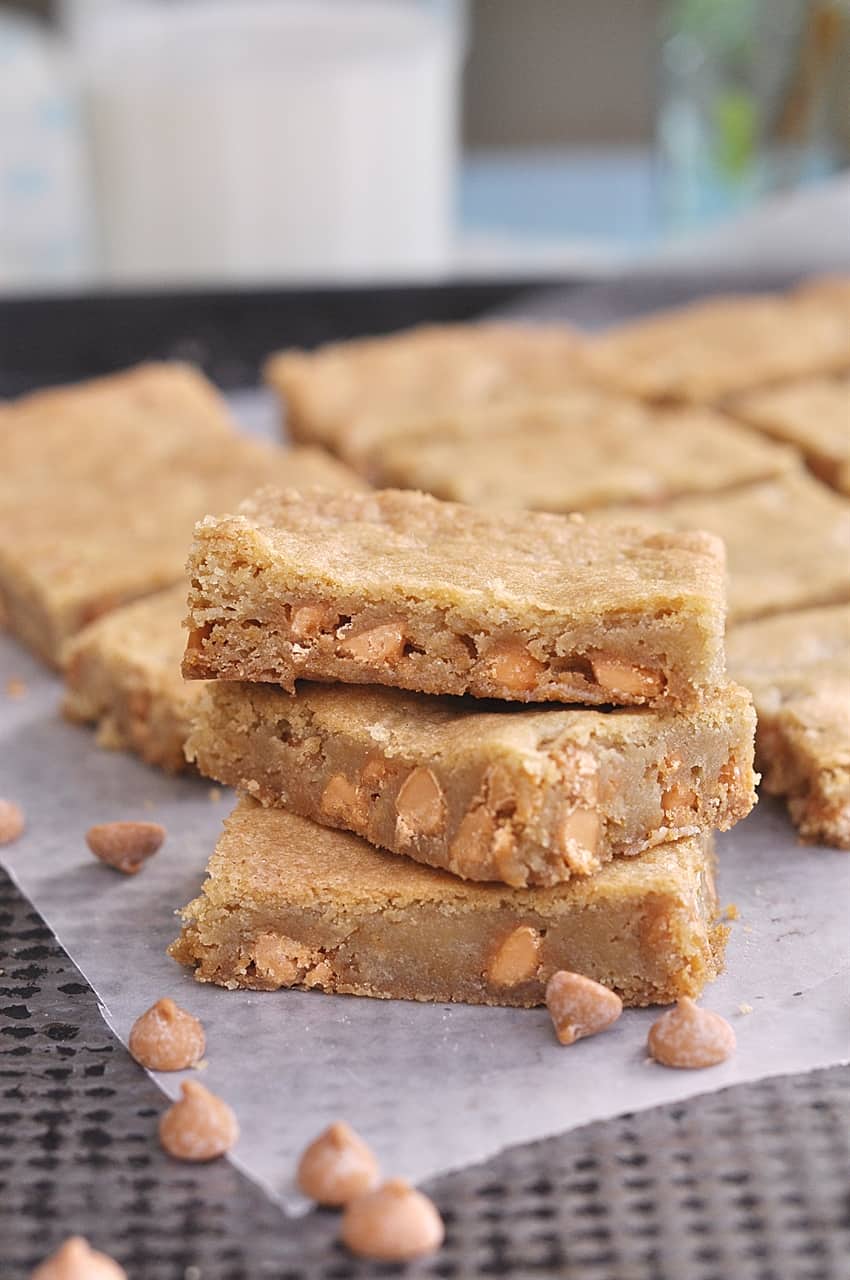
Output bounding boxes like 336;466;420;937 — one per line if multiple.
596;470;850;624
368;392;796;509
728;604;850;849
183;487;727;709
731;377;850;496
0;362;363;667
169;799;727;1008
187;680;756;887
264;322;589;464
585;292;850;404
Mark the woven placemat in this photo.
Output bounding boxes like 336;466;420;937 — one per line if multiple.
3;867;848;1280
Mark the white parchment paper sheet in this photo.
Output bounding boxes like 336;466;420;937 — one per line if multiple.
2;632;849;1215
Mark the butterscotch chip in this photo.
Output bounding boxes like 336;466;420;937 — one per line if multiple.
487;925;542;986
5;676;27;699
86;821;165;874
296;1121;380;1205
158;1080;238;1161
31;1236;126;1279
187;680;756;887
340;1179;444;1262
0;799;25;846
183;487;727;710
338;621;406;664
128;998;206;1071
647;996;736;1068
395;767;447;839
590;655;664;698
170;799;727;1009
545;971;623;1045
485;642;546;692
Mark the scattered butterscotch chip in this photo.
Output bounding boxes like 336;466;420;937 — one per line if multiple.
297;1121;380;1205
207;786;222;803
0;799;25;846
31;1235;126;1279
647;996;736;1068
340;1179;444;1262
158;1080;238;1161
5;676;27;699
545;971;623;1045
129;998;206;1071
86;821;166;874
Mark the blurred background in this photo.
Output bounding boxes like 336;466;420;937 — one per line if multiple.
1;0;848;292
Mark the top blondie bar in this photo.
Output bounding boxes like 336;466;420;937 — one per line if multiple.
183;487;727;709
0;363;363;666
264;322;589;464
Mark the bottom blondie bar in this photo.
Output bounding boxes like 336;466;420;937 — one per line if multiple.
170;799;726;1008
728;604;850;849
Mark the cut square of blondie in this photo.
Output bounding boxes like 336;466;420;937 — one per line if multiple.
264;322;589;463
187;680;756;887
169;799;727;1008
0;364;363;666
183;487;728;709
586;292;850;404
732;377;850;496
728;604;850;849
368;393;796;509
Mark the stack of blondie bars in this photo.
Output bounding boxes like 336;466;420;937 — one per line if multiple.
169;485;757;1009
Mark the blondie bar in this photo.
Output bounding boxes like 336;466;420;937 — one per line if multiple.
586;293;850;404
63;586;203;773
170;799;726;1007
0;363;362;666
187;681;756;887
728;605;850;849
183;488;727;708
264;322;588;463
732;377;850;495
369;393;795;509
596;470;850;624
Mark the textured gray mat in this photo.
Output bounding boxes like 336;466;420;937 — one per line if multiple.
3;867;848;1280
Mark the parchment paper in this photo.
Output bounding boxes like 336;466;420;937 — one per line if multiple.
2;627;849;1214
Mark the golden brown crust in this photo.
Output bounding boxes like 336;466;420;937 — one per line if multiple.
169;799;726;1008
731;377;850;496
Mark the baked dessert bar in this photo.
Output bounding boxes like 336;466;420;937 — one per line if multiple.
732;377;850;495
368;392;796;509
183;488;727;709
0;362;363;666
264;322;588;463
170;799;726;1007
728;604;850;849
595;470;850;624
63;586;203;773
187;680;757;887
585;292;850;404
